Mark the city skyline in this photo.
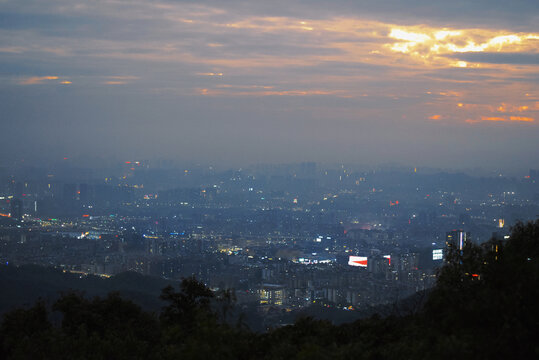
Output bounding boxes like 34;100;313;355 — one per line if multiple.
1;0;538;171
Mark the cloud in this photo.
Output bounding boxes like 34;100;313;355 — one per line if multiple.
509;116;534;122
1;0;538;170
386;26;538;65
18;75;58;85
445;52;539;65
102;75;138;85
198;87;343;97
466;115;535;124
496;103;533;113
157;1;539;30
0;46;25;53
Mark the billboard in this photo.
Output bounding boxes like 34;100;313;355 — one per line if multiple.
433;249;443;261
348;256;368;267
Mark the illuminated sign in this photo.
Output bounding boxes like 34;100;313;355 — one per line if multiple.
433;249;443;261
383;255;391;265
348;256;368;267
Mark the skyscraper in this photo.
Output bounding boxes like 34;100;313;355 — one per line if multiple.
9;198;23;220
446;230;470;251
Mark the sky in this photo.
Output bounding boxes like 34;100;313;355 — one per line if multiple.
1;0;538;172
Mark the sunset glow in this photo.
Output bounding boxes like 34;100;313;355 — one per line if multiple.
1;0;538;168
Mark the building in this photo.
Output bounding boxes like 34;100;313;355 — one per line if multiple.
9;198;23;220
258;284;285;305
446;230;470;251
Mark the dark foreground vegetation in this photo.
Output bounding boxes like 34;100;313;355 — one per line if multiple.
1;221;538;359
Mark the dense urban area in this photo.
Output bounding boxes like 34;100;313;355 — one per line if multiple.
1;161;538;325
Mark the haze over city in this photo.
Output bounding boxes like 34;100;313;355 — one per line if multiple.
1;0;538;172
2;2;539;358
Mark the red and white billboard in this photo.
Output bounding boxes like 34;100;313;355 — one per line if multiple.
348;256;368;267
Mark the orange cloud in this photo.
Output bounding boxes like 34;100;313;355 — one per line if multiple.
509;116;534;122
216;84;274;89
197;87;342;97
497;103;532;113
497;104;508;112
102;76;138;85
465;117;503;124
429;115;442;120
19;76;58;85
466;115;534;124
438;91;462;97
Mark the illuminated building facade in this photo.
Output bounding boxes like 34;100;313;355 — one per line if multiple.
446;230;470;251
258;284;285;306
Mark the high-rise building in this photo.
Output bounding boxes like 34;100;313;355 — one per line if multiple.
446;230;470;251
9;198;23;220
